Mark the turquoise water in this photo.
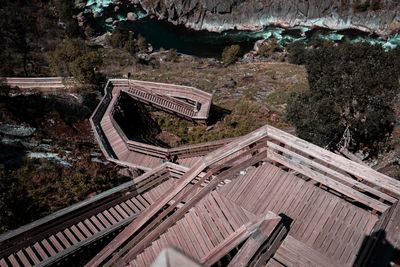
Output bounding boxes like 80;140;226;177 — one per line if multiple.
84;1;400;57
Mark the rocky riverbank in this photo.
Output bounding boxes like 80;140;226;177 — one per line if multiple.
81;0;400;36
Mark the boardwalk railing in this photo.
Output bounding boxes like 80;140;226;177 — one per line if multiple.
2;77;77;90
87;124;400;267
90;79;231;170
89;80;117;160
0;163;184;267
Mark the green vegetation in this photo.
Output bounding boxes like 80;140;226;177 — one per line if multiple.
221;45;241;65
50;39;102;84
0;0;81;76
257;39;281;57
354;0;382;12
0;158;129;233
164;49;179;62
286;43;400;153
107;27;148;56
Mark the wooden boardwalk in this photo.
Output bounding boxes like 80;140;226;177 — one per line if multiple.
2;79;400;267
87;123;400;267
89;79;232;171
0;163;190;267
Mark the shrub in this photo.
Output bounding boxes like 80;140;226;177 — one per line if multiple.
108;28;148;56
286;42;308;65
257;39;281;57
286;43;400;153
164;49;179;62
49;39;102;84
221;45;241;66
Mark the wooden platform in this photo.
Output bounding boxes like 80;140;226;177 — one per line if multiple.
218;162;378;266
87;123;400;267
127;191;261;267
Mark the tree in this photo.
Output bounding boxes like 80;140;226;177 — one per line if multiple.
221;45;241;65
286;43;400;153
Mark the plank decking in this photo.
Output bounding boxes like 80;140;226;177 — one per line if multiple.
218;163;378;266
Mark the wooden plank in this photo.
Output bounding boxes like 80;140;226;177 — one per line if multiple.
130;197;146;210
102;210;118;224
266;126;400;196
200;225;251;266
290;188;323;236
385;201;400;249
203;196;232;238
33;242;48;261
16;250;31;267
274;235;340;267
48;235;64;252
7;255;19;267
185;212;213;253
266;258;285;267
41;239;57;257
90;216;106;231
228;217;281;267
211;192;240;230
70;225;85;241
114;205;130;219
267;142;396;203
25;247;41;265
89;141;267;266
196;202;225;244
0;258;8;267
125;199;141;213
56;232;72;249
77;222;93;238
178;218;202;259
84;219;100;234
302;197;338;245
268;149;389;213
175;220;197;257
119;202;134;216
97;213;112;227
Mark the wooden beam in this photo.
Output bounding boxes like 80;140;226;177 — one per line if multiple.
267;142;396;203
267;149;390;213
227;215;282;267
266;126;400;197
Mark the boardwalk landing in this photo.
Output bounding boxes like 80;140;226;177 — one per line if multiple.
87;125;400;267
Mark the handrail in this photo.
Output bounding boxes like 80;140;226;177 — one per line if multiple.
89;80;117;159
86;128;270;266
0;163;182;258
265;126;400;198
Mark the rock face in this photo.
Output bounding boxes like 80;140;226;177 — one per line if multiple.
138;0;400;35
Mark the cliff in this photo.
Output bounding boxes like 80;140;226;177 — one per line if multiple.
138;0;400;35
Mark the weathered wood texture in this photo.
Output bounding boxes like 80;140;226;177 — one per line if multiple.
127;191;262;267
0;164;187;267
219;163;380;266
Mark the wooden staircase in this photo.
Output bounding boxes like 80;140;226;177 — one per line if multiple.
0;165;181;267
124;86;197;119
127;191;260;267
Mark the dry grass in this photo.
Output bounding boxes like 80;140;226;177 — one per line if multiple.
127;55;309;144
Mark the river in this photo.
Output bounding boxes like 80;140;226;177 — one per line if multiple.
84;1;400;57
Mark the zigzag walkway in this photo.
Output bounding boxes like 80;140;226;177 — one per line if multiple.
90;79;231;171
